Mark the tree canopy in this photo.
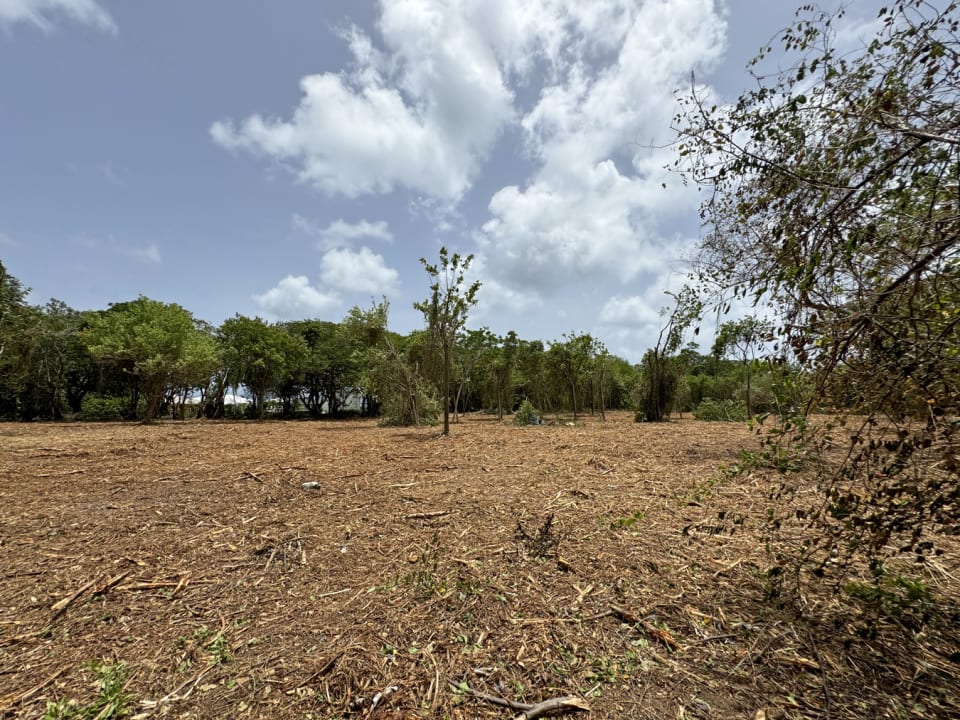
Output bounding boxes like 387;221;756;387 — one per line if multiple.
415;247;480;435
676;0;960;575
84;297;217;422
218;315;305;421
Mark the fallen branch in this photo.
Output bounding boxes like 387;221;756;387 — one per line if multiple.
0;666;68;713
93;571;132;597
404;510;452;520
448;680;590;720
516;695;592;720
50;577;99;619
448;680;528;711
608;604;681;651
139;665;215;711
316;588;351;599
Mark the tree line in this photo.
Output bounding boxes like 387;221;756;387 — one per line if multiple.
0;256;779;426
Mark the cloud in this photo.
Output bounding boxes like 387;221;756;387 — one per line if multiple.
70;233;162;265
253;275;340;319
467;253;543;317
0;0;117;33
211;1;516;200
292;214;393;248
480;160;674;289
599;294;662;329
478;0;724;300
320;247;399;294
120;243;162;265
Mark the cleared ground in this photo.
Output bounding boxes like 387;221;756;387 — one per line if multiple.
1;413;957;719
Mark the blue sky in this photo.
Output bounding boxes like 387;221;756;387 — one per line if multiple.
0;0;880;362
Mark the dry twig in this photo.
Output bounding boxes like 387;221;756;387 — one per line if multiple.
448;680;590;720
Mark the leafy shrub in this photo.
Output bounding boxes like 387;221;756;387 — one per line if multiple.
693;398;748;422
512;399;541;426
378;392;438;427
79;394;129;421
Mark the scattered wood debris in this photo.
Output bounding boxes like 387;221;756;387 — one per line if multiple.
0;413;957;719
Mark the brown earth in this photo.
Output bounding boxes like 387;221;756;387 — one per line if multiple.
1;412;958;719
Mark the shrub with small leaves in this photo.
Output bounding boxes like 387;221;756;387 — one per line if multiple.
512;399;541;426
692;399;748;422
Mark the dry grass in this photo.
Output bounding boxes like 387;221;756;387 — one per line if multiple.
1;412;957;719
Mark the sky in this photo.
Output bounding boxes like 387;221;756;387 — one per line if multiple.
0;0;882;362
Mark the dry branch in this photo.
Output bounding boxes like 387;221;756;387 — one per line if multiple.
607;604;681;651
448;680;590;720
404;510;452;520
50;576;98;619
0;667;68;713
93;570;132;597
515;696;592;720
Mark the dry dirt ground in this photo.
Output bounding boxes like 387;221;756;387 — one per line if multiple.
1;412;958;719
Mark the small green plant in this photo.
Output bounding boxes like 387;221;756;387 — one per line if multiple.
44;662;131;720
454;577;484;600
844;573;934;622
193;626;232;664
454;633;484;654
599;511;644;531
402;532;448;597
512;399;541;426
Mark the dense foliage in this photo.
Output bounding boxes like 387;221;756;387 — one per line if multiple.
676;0;960;580
0;257;786;425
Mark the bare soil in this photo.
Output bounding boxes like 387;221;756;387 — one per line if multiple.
1;412;958;719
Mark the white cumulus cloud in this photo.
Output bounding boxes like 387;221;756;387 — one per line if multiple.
0;0;117;33
320;246;399;294
211;0;517;200
292;214;393;249
478;0;725;302
253;275;340;320
598;294;662;328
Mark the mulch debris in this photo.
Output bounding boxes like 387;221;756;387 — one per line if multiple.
1;412;957;718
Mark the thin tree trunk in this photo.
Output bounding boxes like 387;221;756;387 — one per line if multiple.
442;342;450;435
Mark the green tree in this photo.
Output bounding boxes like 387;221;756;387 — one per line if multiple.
285;320;359;417
675;1;960;574
515;339;549;415
415;247;481;435
711;317;772;417
637;289;702;422
346;301;436;426
452;327;496;419
603;354;637;411
218;315;305;420
547;332;596;422
589;339;614;419
84;297;217;422
487;331;519;421
19;300;95;420
0;261;36;417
